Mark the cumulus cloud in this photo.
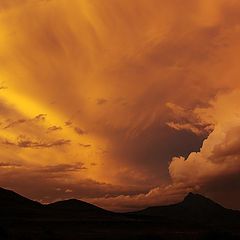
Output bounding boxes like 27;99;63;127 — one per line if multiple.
166;91;240;209
87;183;198;212
87;90;240;211
169;90;240;184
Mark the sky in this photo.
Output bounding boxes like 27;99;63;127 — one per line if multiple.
0;0;240;212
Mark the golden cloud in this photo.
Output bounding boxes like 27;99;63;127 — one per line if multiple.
1;0;240;210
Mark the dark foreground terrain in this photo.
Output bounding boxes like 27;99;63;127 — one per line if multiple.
0;187;239;240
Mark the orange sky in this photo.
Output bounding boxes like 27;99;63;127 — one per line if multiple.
0;0;240;211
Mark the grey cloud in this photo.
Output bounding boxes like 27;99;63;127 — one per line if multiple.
39;162;87;173
0;162;22;167
0;168;151;203
79;143;91;148
4;119;27;129
74;127;86;135
34;114;47;121
96;98;108;105
0;86;8;90
166;103;213;136
2;113;47;129
47;125;62;132
65;121;72;126
2;137;71;149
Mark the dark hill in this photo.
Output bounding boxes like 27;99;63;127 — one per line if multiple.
47;198;106;211
0;187;115;220
0;187;42;219
134;192;240;225
0;187;40;207
45;198;114;219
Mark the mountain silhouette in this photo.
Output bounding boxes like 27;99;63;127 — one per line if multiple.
134;192;240;224
0;187;41;219
46;198;115;220
0;187;239;240
48;198;107;212
0;187;40;207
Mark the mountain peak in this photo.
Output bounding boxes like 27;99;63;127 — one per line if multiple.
185;192;195;198
135;192;234;222
184;192;203;201
182;192;224;209
47;198;108;213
